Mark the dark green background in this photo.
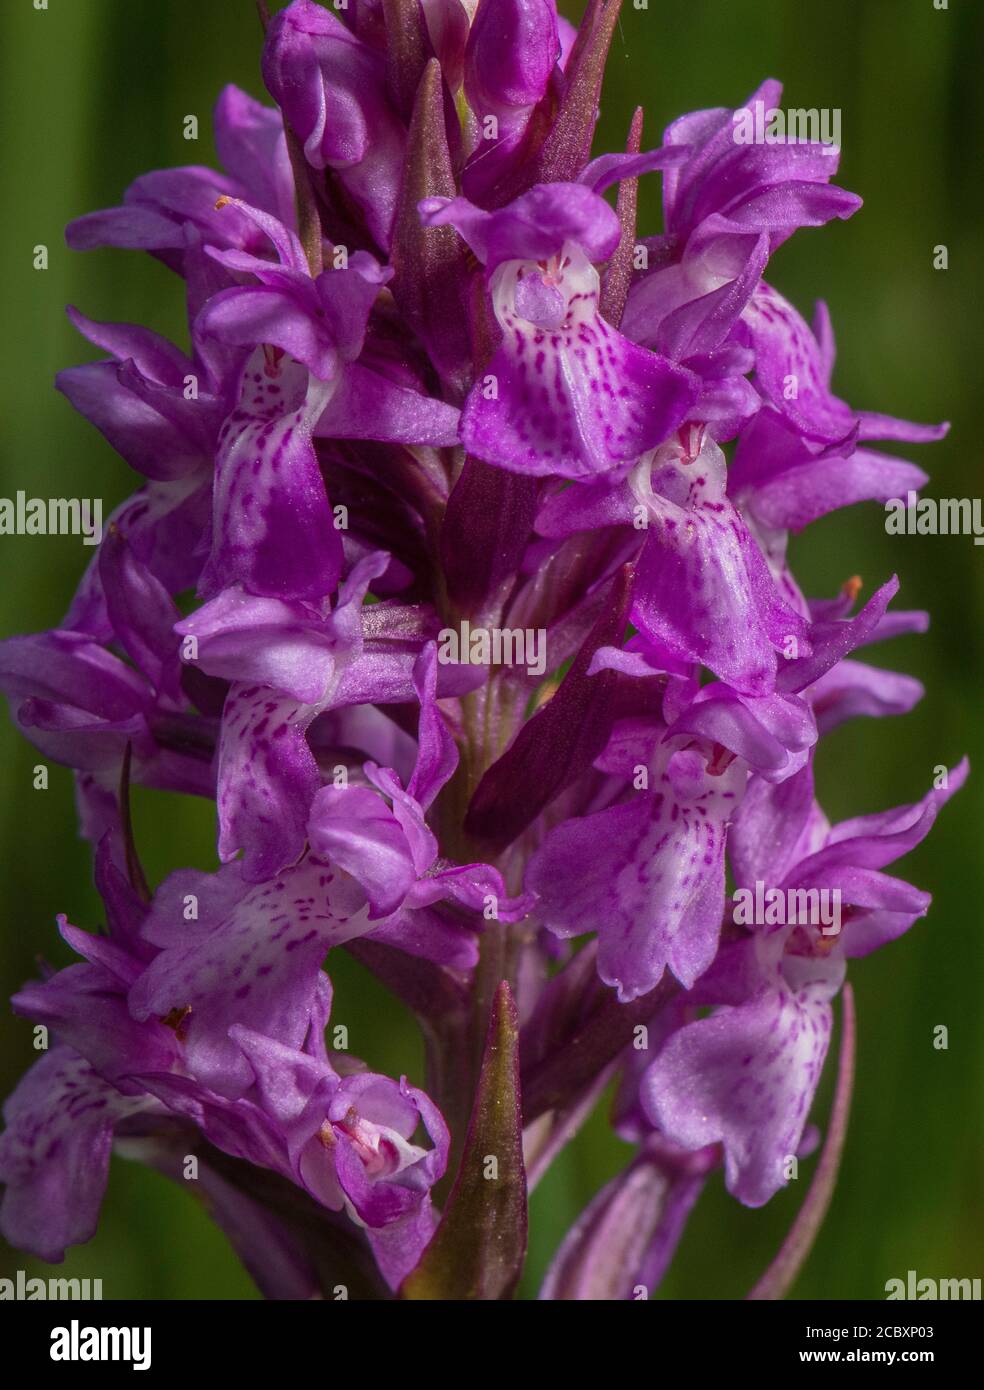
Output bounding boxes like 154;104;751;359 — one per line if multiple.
0;0;980;1299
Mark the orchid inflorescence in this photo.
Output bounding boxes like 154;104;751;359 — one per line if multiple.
0;0;964;1301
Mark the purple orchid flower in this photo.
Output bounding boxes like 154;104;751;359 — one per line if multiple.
460;0;564;201
261;0;408;250
196;199;459;602
66;85;295;271
420;180;699;479
1;861;449;1290
537;428;812;693
0;530;214;800
644;759;968;1206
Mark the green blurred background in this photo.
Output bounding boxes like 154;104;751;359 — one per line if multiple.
0;0;981;1299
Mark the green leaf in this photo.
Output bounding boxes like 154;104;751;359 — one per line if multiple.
401;981;528;1300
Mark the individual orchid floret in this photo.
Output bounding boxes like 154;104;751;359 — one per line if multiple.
659;79;860;252
66;85;294;271
2;896;450;1291
644;758;968;1205
0;532;213;800
623;78;861;345
178;567;476;879
261;0;407;250
537;430;811;695
180;553;392;879
136;1028;450;1291
461;0;562;201
420;182;699;479
201;197;462;442
196;201;458;602
618;79;863;439
200;201;389;375
527;688;747;1001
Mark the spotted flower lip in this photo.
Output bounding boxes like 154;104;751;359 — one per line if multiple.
0;0;966;1301
421;183;700;479
643;759;968;1206
537;431;812;694
192;200;460;605
528;739;745;1000
0;860;450;1289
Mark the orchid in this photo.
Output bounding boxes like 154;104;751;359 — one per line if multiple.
0;0;964;1302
